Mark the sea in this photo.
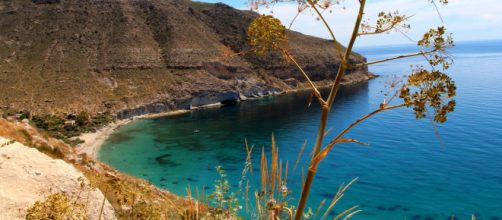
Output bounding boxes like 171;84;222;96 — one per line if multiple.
99;40;502;219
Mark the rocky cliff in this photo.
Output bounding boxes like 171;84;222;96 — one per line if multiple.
0;137;116;220
0;118;201;219
0;0;370;118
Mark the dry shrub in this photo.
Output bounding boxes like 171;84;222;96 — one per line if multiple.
26;192;88;220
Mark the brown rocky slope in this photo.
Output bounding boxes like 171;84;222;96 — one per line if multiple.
0;0;371;119
0;118;202;219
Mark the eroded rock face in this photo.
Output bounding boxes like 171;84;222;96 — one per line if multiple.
116;90;242;119
0;0;371;117
0;137;116;220
191;90;240;107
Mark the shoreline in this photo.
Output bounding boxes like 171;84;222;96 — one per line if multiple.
76;119;131;159
76;74;378;160
75;109;211;159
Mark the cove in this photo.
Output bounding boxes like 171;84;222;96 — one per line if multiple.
99;40;502;219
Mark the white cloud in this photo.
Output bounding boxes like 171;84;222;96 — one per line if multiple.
246;0;502;46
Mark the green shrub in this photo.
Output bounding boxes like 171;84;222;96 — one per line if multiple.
76;111;91;127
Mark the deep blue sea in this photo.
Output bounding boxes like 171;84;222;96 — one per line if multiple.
99;40;502;219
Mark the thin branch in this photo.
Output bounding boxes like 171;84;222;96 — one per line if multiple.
425;109;444;147
293;140;308;171
386;86;401;106
343;209;363;220
358;29;392;36
321;178;358;220
288;11;301;30
314;199;327;218
358;15;413;36
323;127;333;138
283;50;326;106
244;138;254;176
335;138;369;146
421;51;437;71
326;0;366;109
350;50;436;69
312;104;406;166
307;0;345;60
431;0;445;23
333;205;360;220
395;26;416;42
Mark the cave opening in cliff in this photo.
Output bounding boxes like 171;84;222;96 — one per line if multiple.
220;99;239;106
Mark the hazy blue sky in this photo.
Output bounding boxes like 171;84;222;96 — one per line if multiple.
196;0;502;46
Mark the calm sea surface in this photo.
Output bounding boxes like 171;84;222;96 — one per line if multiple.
99;40;502;219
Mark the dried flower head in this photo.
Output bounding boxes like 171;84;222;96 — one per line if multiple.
360;11;411;35
400;66;456;123
266;198;277;209
430;0;448;5
280;184;289;196
418;26;454;70
248;15;288;55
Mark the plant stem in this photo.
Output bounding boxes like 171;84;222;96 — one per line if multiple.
283;50;325;105
294;106;328;220
288;12;301;30
294;1;366;219
350;51;432;68
313;104;406;165
326;0;366;109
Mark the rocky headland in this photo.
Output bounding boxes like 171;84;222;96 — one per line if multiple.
0;0;376;218
0;0;373;120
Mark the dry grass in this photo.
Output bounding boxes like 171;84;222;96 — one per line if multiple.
0;118;207;219
241;134;360;220
26;192;88;220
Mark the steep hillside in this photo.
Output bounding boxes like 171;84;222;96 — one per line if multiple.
0;0;371;118
0;137;116;219
0;118;202;219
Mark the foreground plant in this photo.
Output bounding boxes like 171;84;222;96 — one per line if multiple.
26;192;88;220
247;0;456;219
26;177;91;220
207;166;240;219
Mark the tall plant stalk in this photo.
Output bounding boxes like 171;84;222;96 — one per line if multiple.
247;0;456;219
294;1;366;219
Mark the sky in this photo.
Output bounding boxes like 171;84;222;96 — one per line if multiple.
197;0;502;46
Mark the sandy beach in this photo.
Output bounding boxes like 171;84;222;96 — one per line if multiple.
76;109;191;159
76;119;132;159
73;85;346;160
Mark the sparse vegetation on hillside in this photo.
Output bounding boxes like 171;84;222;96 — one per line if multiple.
21;111;113;144
0;118;206;219
0;0;369;118
0;0;472;219
26;177;91;220
26;192;88;220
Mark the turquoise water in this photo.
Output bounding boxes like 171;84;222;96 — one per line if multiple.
99;40;502;219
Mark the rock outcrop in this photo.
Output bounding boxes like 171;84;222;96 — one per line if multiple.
0;0;372;118
0;137;116;219
0;118;201;219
